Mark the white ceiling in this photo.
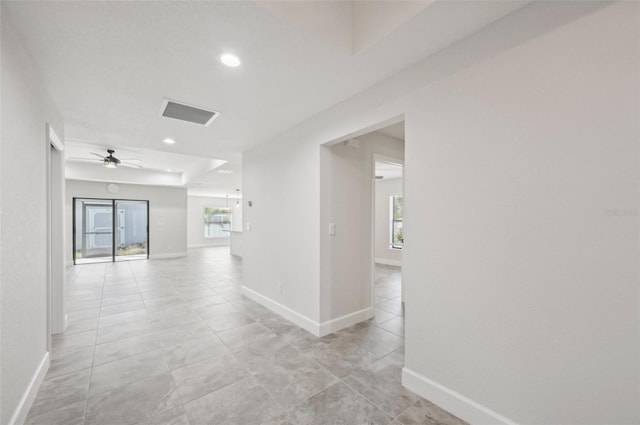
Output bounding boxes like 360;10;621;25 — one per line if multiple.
4;0;530;196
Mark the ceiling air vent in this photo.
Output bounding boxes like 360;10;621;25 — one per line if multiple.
160;99;220;126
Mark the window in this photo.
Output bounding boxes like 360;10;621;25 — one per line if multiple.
204;207;231;238
390;195;403;249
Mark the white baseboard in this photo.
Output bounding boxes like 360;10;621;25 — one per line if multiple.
375;258;402;267
65;260;74;267
318;307;374;336
240;286;375;337
8;352;50;425
240;286;320;336
149;252;187;260
402;368;518;425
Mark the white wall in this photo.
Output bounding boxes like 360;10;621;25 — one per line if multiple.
187;195;242;248
244;138;322;325
1;9;64;424
65;181;188;263
375;177;403;266
319;133;404;326
243;2;639;424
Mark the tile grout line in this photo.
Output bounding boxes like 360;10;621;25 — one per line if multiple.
82;263;107;425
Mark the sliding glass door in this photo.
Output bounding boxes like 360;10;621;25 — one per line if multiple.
74;198;148;264
115;200;148;260
74;199;113;264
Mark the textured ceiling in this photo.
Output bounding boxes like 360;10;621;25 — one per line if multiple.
3;0;530;195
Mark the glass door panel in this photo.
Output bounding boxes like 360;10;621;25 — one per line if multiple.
115;200;148;261
74;199;113;264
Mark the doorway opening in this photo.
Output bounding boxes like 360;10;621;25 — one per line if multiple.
73;198;149;264
373;157;404;336
318;117;404;337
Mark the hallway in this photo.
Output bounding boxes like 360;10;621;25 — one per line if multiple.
27;247;464;425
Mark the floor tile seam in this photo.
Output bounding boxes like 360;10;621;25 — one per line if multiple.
374;313;402;326
388;400;415;424
87;368;170;401
265;370;342;416
96;310;151;330
243;375;286;420
94;326;158;346
279;333;343;386
126;273;176;378
210;321;275;354
216;328;293;415
96;320;158;347
85;264;169;398
165;346;230;373
179;375;257;409
24;398;86;423
27;389;90;420
339;371;398;422
372;322;404;338
222;329;329;414
42;364;93;382
82;266;108;425
165;364;189;422
91;337;163;368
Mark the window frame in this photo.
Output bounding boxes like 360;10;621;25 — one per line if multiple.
204;207;232;239
390;195;403;250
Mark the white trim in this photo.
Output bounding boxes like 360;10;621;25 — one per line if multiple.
402;368;519;425
46;124;64;151
318;307;374;336
149;252;188;260
240;286;374;337
375;258;402;267
52;313;68;335
240;286;320;335
65;260;74;267
8;352;50;425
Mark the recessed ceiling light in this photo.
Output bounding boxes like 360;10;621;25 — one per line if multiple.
220;53;241;67
166;169;173;172
217;169;233;174
163;138;175;144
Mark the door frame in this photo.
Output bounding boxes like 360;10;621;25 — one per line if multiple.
47;124;66;339
72;197;150;264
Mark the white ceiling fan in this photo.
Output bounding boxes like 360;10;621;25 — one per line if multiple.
69;149;142;169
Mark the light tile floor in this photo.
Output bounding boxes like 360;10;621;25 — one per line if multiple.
26;247;466;425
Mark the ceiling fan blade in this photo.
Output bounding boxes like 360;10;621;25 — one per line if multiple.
121;162;143;168
90;152;105;159
118;158;142;163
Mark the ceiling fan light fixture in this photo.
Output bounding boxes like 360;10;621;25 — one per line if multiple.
104;149;120;168
220;53;241;67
